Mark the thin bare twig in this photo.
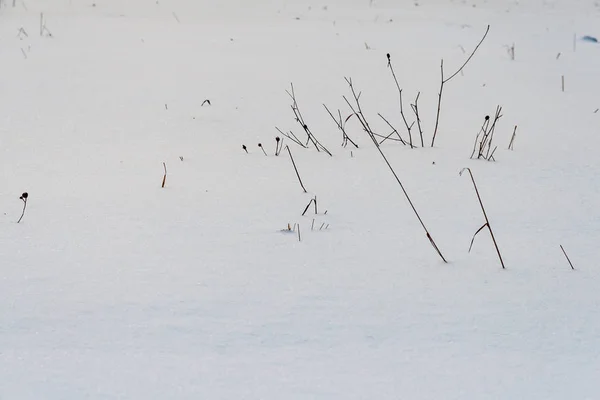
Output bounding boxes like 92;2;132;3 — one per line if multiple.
377;113;407;146
460;167;505;269
410;92;424;147
560;245;575;270
285;145;307;193
508;125;517;150
287;83;332;156
345;77;448;263
276;127;307;148
471;106;502;161
431;25;490;147
386;53;415;148
17;192;28;223
323;104;359;148
302;198;314;216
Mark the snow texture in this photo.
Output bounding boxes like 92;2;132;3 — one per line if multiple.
1;0;600;398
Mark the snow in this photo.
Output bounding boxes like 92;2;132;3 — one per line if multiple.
1;0;600;398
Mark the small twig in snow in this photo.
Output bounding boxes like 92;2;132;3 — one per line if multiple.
560;245;575;270
460;167;505;269
17;192;29;223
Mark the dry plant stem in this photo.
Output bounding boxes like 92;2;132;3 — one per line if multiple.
560;245;575;270
276;127;307;148
287;84;316;149
342;78;378;140
484;106;502;159
470;106;502;161
341;101;404;145
287;83;332;156
323;104;359;148
387;54;415;148
344;77;448;263
297;225;301;242
301;196;318;216
410;92;424;147
431;25;490;147
468;223;487;252
259;145;267;156
373;132;404;143
487;146;498;161
339;110;359;148
508;125;517;150
470;118;490;159
17;199;27;223
301;198;314;216
161;162;167;188
460;167;505;269
377;113;407;145
285;145;307;193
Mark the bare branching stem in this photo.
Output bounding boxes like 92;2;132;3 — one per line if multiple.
377;113;406;146
276;127;307;149
460;167;505;269
471;106;502;161
323;104;359;148
470;117;490;159
386;54;415;148
345;77;447;263
431;25;490;147
287;83;332;156
410;92;424;147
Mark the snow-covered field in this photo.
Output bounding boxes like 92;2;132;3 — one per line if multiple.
1;0;600;398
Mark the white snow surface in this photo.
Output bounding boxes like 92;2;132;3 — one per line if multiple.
1;0;600;398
